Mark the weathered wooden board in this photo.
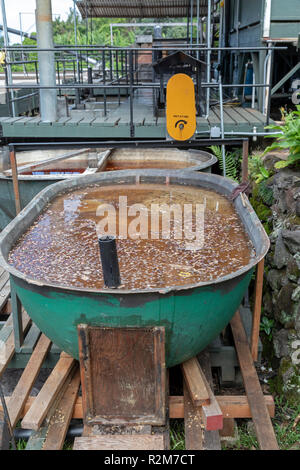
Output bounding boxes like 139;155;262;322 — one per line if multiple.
198;351;222;449
183;382;203;450
21;352;76;431
181;357;210;407
2;394;275;421
0;311;31;380
231;311;279;450
73;434;165;450
78;325;166;426
0;410;10;450
7;334;52;428
43;368;81;450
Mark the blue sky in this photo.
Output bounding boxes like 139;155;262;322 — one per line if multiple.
1;0;74;43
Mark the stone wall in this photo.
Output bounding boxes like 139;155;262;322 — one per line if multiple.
259;166;300;402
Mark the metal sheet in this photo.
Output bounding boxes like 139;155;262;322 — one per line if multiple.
76;0;214;18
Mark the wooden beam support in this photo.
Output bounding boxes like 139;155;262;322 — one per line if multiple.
183;382;203;450
0;311;31;380
181;357;210;407
21;352;76;431
197;351;221;449
194;356;223;431
9;146;21;215
73;434;165;451
7;334;52;428
43;368;81;450
231;311;279;450
251;258;265;361
2;394;275;421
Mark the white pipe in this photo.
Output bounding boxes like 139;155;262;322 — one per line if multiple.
252;72;256;109
262;44;272;115
263;0;272;39
36;0;57;122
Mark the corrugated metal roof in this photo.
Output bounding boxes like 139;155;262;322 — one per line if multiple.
76;1;214;19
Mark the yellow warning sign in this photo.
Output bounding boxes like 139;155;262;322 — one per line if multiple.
166;73;196;141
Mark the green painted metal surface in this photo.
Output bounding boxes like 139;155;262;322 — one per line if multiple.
11;271;253;368
0;177;58;230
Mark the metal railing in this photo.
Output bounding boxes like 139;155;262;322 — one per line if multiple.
0;44;285;135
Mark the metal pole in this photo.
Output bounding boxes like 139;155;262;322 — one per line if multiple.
0;383;16;450
196;0;200;59
242;139;249;183
102;51;107;117
19;13;27;76
219;78;226;177
73;0;80;84
129;50;134;138
35;0;57;122
190;0;194;46
206;0;212;118
0;0;16;116
110;24;113;46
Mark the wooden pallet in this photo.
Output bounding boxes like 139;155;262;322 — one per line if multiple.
0;258;279;450
0;308;278;450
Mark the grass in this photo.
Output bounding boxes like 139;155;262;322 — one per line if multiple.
222;397;300;450
170;419;185;450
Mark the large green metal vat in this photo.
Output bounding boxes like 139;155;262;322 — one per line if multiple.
0;170;269;367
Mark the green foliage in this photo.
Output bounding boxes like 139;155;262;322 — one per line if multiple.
264;105;300;169
260;316;275;340
257;180;274;206
223;398;300;450
248;153;270;184
170;420;185;450
209;146;241;181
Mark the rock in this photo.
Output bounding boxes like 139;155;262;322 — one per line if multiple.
273;232;293;269
286;257;300;282
275;283;297;327
273;329;290;358
262;153;282;172
263;291;273;314
295;308;300;334
292;286;300;302
282;230;300;255
267;269;284;291
296;199;300;218
294;253;300;270
272;170;300;213
278;358;300;404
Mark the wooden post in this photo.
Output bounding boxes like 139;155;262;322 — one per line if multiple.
251;258;265;361
231;311;279;450
242;139;249;183
9;145;21;215
10;283;23;353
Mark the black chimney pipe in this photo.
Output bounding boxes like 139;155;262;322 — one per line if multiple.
98;236;121;288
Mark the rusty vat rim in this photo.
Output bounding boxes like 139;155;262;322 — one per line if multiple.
0;148;217;181
0;169;270;295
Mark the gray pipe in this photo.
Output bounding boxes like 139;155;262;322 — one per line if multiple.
36;0;57;122
13;424;83;442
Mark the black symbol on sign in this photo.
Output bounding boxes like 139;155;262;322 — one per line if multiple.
175;119;187;129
